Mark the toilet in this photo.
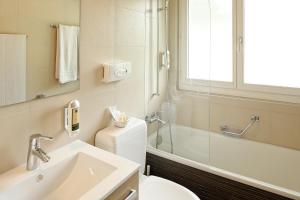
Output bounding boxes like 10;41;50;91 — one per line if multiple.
95;117;199;200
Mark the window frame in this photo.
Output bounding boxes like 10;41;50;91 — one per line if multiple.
236;0;300;97
178;0;300;103
178;0;236;93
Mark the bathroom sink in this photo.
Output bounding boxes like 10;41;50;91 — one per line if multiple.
0;141;139;200
1;153;116;200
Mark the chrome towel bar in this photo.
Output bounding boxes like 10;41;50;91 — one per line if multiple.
220;115;260;137
50;24;58;28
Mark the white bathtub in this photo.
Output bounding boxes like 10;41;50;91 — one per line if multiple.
147;124;300;199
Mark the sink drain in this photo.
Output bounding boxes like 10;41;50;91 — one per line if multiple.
36;174;44;183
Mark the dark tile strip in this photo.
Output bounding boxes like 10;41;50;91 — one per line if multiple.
146;152;294;200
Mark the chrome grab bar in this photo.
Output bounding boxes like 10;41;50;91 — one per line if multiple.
220;115;260;137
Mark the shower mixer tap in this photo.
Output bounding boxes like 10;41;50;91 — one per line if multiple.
145;112;166;126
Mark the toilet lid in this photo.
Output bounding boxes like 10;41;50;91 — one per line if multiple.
140;176;200;200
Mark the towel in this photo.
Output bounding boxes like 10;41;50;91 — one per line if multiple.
0;34;26;106
55;24;80;84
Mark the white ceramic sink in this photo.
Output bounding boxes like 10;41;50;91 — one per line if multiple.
0;140;139;200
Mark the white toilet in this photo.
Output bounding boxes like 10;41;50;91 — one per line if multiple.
95;117;199;200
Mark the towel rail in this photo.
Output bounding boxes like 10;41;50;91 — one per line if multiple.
50;24;58;28
220;115;260;137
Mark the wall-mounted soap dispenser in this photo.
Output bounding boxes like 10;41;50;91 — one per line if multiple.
65;100;80;137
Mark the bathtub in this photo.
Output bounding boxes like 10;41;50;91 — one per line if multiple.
147;124;300;199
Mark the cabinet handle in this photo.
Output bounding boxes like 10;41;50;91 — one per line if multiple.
124;189;137;200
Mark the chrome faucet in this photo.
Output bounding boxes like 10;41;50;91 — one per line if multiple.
145;112;173;151
145;112;166;125
26;134;53;171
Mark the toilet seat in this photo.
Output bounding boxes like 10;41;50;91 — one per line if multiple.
140;176;200;200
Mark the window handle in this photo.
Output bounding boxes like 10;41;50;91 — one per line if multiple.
238;36;243;52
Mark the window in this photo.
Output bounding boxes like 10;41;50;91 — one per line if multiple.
179;0;300;103
243;0;300;89
187;0;233;82
188;0;210;80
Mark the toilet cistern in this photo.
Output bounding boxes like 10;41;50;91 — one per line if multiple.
26;134;53;171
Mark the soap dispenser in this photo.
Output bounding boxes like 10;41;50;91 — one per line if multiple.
64;99;80;137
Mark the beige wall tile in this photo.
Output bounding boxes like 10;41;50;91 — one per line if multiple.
172;92;300;151
114;7;146;47
0;110;31;172
208;95;300;150
114;82;145;119
191;96;210;130
80;0;115;48
174;95;193;127
116;0;146;13
0;102;29;120
0;0;18;17
270;112;300;150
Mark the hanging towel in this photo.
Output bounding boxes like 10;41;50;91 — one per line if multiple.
55;24;79;84
0;34;26;106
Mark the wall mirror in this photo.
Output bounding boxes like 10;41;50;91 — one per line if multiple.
0;0;80;107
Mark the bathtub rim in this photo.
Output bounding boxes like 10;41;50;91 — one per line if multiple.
146;144;300;200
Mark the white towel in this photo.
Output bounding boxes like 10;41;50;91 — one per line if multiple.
0;34;26;106
55;24;79;84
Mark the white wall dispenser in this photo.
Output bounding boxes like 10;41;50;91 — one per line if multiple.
102;62;132;83
64;99;80;137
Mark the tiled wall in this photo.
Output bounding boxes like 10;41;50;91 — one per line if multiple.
0;0;146;174
171;93;300;150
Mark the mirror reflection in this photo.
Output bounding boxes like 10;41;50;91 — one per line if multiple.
0;0;80;107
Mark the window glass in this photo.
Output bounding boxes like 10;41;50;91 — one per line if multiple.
188;0;210;80
244;0;300;88
188;0;232;82
211;0;233;82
